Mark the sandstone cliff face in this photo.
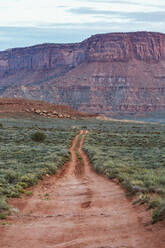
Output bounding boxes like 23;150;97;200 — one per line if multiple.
0;31;165;116
87;32;165;62
0;42;87;85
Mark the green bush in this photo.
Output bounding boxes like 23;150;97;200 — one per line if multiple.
25;190;33;196
148;196;161;209
0;197;9;211
0;125;75;205
152;201;165;223
31;131;46;142
83;124;165;223
0;213;7;220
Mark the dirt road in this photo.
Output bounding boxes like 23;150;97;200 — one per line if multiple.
0;131;165;248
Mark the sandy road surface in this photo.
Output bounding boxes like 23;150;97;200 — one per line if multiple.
0;131;165;248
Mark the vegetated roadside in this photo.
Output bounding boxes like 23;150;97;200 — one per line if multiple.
83;122;165;223
0;120;77;218
0;131;165;248
0;116;165;225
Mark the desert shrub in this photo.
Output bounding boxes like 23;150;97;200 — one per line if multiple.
3;185;20;198
44;192;49;200
16;182;28;189
83;123;165;222
45;163;57;175
122;179;133;193
20;174;38;186
0;125;76;207
152;200;165;223
31;131;46;142
5;170;19;184
25;190;33;196
148;196;162;210
0;197;9;211
0;213;7;219
15;184;24;193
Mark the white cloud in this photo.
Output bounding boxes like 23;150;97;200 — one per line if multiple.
0;0;164;27
0;0;165;50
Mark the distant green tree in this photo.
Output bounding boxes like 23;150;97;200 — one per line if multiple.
31;131;46;142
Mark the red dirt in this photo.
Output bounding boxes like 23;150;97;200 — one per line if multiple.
0;98;96;118
0;131;165;248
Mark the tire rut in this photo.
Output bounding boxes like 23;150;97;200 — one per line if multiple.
0;131;165;248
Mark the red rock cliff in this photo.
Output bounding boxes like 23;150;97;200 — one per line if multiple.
0;31;165;116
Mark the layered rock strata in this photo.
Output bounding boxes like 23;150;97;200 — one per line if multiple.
0;32;165;116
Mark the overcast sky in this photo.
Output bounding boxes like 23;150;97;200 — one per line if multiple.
0;0;164;51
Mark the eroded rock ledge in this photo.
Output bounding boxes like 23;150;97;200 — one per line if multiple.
0;32;165;116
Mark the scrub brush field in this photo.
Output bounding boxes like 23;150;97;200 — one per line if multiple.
0;121;76;215
83;122;165;223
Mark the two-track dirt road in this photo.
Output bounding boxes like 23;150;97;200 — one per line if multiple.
0;131;165;248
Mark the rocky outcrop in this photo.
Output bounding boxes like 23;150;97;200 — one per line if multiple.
0;98;94;119
87;32;165;62
0;31;165;116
